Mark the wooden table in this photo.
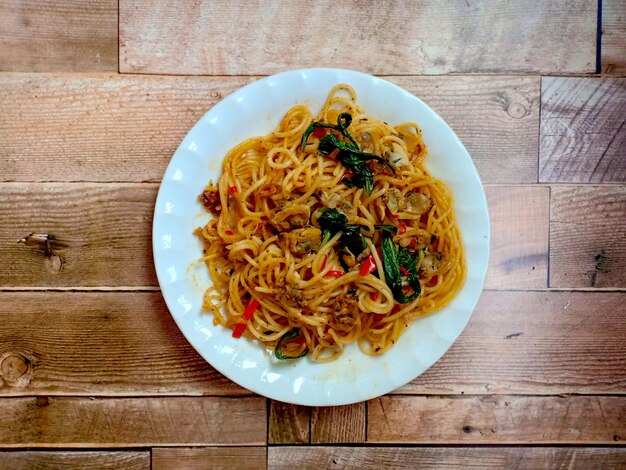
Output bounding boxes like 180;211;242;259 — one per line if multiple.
1;1;625;468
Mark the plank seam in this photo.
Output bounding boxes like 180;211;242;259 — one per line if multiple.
537;75;542;184
117;0;121;74
265;443;626;448
111;71;597;78
597;0;602;74
547;185;551;287
1;393;624;399
390;393;626;397
308;406;312;444
1;443;622;450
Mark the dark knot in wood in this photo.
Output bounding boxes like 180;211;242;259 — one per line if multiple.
0;352;33;387
18;232;64;274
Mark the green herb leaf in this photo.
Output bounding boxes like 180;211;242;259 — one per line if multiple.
301;112;358;149
275;328;308;360
374;224;398;234
381;232;421;303
318;208;367;257
398;248;418;272
303;113;394;195
318;133;358;154
339;224;367;257
301;122;339;149
318;208;348;235
319;134;395;195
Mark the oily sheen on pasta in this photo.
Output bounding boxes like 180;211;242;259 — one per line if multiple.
195;84;465;362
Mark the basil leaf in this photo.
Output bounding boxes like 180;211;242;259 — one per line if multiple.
382;232;401;292
318;208;366;257
339;224;367;257
375;224;398;234
335;112;359;149
301;122;339;149
306;113;396;195
301;112;358;149
398;248;418;272
275;328;308;360
318;208;348;233
381;232;421;304
319;133;358;154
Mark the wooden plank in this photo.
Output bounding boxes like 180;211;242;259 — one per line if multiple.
367;395;626;444
311;403;366;444
0;451;149;470
269;446;626;470
0;397;266;446
152;447;266;470
0;75;538;184
2;291;624;397
0;183;157;288
602;0;626;75
400;291;626;394
0;75;251;183
550;185;626;288
119;1;596;75
0;0;117;72
540;77;626;183
484;186;549;289
392;76;540;184
0;292;246;396
269;402;310;444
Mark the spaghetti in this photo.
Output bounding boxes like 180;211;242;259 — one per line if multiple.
195;84;465;362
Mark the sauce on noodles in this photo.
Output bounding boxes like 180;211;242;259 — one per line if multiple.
195;84;466;362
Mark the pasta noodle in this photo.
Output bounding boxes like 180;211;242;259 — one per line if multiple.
195;84;465;362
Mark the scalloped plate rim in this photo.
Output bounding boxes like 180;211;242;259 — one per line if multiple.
152;68;490;406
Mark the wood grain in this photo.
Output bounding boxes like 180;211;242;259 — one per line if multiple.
119;0;596;75
0;75;539;184
0;183;157;288
0;75;251;183
269;446;626;470
550;185;626;288
400;291;626;394
2;291;624;397
152;447;266;470
484;186;549;289
0;451;149;469
540;77;626;182
269;402;310;444
0;0;117;72
0;397;266;446
367;395;626;444
392;76;540;184
602;0;626;75
311;403;366;444
0;292;246;396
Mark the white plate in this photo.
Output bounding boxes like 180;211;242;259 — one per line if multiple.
153;68;490;406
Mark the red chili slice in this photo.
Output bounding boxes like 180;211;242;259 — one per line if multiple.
359;255;377;276
242;299;260;321
232;323;246;338
232;299;260;339
325;270;344;278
